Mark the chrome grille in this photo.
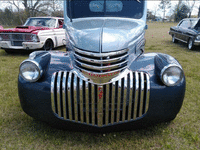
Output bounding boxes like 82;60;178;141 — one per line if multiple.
51;71;150;127
0;33;32;46
73;48;129;73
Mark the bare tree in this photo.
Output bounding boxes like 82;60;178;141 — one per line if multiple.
7;0;51;17
186;0;196;18
158;0;171;22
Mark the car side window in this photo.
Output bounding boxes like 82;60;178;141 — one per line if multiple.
179;20;190;28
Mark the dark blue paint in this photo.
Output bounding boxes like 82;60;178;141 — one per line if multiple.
18;51;186;132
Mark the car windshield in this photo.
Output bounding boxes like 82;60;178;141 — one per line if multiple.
191;20;198;28
24;18;56;27
67;0;144;19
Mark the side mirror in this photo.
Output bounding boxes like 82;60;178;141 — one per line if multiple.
145;25;148;30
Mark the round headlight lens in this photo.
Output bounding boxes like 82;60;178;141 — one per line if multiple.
20;61;41;82
161;66;183;86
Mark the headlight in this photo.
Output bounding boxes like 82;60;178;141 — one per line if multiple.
31;34;39;42
196;35;200;40
161;65;183;86
19;60;42;82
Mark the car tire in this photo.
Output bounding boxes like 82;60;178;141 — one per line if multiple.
172;35;178;43
188;38;194;50
43;39;54;51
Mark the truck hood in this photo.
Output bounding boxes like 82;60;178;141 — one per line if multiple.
0;26;51;34
67;18;145;53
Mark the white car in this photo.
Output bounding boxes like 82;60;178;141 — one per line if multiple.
0;17;65;53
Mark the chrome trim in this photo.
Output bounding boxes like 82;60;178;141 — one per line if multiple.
67;72;72;120
79;79;84;123
74;53;129;64
122;75;128;122
128;72;133;121
97;85;103;127
19;59;43;82
105;84;109;125
91;84;95;125
57;71;62;117
73;48;129;83
145;73;150;113
160;64;183;86
173;36;187;43
62;72;67;119
73;74;78;122
74;47;129;57
139;72;144;116
75;59;128;71
51;72;57;113
85;81;90;124
51;70;150;127
133;72;139;119
111;81;116;124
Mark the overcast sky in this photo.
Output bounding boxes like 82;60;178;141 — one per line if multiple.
147;1;200;17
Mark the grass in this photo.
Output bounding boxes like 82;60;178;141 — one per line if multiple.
0;22;200;149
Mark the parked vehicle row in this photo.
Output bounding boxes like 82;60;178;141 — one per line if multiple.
0;17;66;53
169;18;200;50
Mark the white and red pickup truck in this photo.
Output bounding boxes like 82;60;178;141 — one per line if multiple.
0;17;65;53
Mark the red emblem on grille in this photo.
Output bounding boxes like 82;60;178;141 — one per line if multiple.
98;87;103;99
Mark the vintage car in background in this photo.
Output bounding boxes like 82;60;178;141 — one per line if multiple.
0;17;65;53
169;18;200;50
18;0;185;132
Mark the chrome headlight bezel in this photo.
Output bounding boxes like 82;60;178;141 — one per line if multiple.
196;35;200;40
19;60;43;82
160;64;184;87
31;34;39;42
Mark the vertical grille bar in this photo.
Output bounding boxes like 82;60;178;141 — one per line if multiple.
139;72;144;116
111;82;116;124
51;72;57;113
67;72;72;120
105;84;110;125
116;80;122;122
133;72;139;119
85;81;90;124
56;71;62;117
62;72;67;119
91;84;95;125
51;71;150;127
97;85;103;127
79;79;84;123
122;75;128;122
73;75;78;122
145;74;150;113
128;72;133;120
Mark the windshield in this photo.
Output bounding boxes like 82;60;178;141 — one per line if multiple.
24;18;56;27
67;0;144;19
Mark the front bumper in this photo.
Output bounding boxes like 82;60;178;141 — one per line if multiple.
0;41;44;50
194;40;200;46
18;69;185;132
